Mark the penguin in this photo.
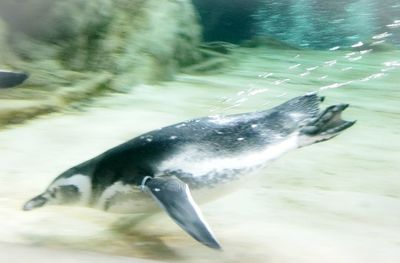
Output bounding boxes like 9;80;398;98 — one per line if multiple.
0;70;29;88
23;93;355;249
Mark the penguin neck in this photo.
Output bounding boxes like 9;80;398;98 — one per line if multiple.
54;159;98;207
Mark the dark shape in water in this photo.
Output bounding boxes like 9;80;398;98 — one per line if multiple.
23;93;355;249
0;70;29;88
192;0;262;44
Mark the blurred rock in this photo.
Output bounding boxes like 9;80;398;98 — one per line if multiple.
241;36;298;50
199;42;238;55
0;0;201;85
0;0;202;126
180;42;238;75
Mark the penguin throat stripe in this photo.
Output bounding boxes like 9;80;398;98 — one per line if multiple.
140;176;153;191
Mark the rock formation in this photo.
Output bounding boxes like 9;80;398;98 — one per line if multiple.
0;0;203;127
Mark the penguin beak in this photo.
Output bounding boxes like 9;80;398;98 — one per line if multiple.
23;195;47;211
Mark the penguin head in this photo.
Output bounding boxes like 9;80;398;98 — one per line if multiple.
23;185;80;211
23;173;92;211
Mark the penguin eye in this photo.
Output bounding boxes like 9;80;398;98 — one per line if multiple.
60;185;78;193
59;185;79;198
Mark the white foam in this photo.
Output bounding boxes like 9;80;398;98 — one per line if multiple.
208;115;236;125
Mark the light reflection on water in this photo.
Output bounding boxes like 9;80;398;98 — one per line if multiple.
0;46;399;263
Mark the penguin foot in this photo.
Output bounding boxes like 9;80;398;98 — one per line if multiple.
299;103;356;146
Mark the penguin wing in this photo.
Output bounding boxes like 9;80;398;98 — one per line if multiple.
143;176;221;249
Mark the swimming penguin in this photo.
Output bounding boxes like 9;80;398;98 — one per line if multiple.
23;93;355;249
0;70;29;88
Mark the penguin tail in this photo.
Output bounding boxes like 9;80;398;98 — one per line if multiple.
298;103;356;147
274;92;324;120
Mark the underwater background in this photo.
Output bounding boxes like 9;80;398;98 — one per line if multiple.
0;1;399;262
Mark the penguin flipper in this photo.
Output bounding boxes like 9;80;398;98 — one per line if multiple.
143;176;221;249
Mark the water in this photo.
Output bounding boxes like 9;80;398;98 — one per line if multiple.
0;46;399;262
193;0;400;48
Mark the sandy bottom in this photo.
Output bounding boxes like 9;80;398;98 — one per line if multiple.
0;242;157;263
0;48;399;262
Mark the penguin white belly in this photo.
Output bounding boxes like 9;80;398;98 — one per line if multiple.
158;133;300;186
96;182;157;213
93;133;299;214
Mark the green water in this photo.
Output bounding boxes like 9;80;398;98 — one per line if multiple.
0;47;399;263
